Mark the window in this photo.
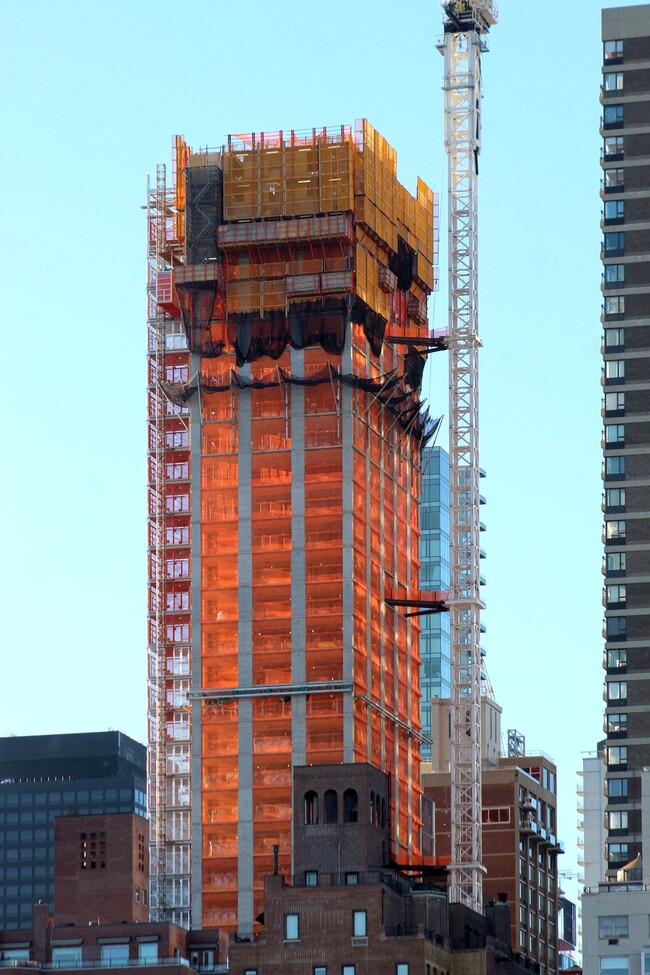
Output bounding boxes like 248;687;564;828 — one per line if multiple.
1;951;29;962
345;872;359;885
607;843;630;864
166;429;189;448
607;746;628;767
166;557;189;578
314;969;327;975
52;948;82;968
343;789;358;823
101;944;129;966
138;944;158;965
604;104;624;127
167;622;190;643
605;359;625;381
482;807;511;824
80;831;106;870
606;549;626;572
606;456;626;479
244;970;257;975
166;462;189;481
607;585;627;605
605;72;624;91
166;493;189;513
608;810;629;833
605;264;625;285
605;232;625;254
396;967;410;975
605;295;625;318
604;40;624;61
305;870;318;887
607;617;627;641
605;424;625;445
604;135;625;158
607;677;627;700
342;967;356;975
606;714;627;735
304;791;319;825
604;199;625;222
605;327;625;349
285;913;299;941
601;960;629;975
165;321;187;350
605;393;625;415
166;364;189;383
324;789;338;825
166;525;190;546
353;911;367;937
604;169;625;191
166;591;189;611
607;646;627;667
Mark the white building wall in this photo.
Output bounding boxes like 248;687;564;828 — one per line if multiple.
581;750;607;889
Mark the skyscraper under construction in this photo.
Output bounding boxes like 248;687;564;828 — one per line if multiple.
146;122;439;935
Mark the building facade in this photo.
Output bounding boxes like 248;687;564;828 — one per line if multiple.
600;1;650;881
418;445;486;756
425;749;563;974
229;763;539;975
147;122;440;934
419;447;451;756
582;6;650;973
577;745;607;890
0;732;146;930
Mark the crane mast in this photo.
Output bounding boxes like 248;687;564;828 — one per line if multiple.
439;0;497;912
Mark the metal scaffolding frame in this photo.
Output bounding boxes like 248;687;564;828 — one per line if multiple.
147;157;191;927
439;0;497;913
148;164;170;922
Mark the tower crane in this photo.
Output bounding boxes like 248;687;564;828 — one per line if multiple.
438;0;497;912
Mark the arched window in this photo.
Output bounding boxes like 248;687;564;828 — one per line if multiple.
324;789;338;824
343;788;358;823
304;790;319;825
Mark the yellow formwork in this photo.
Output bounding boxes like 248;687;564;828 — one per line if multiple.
223;136;355;221
355;228;391;323
220;121;436;325
173;135;190;242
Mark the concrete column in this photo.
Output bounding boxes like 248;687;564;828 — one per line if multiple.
341;327;355;761
237;366;254;938
190;354;203;928
290;348;306;768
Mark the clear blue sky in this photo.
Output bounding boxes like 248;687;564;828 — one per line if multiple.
0;0;638;907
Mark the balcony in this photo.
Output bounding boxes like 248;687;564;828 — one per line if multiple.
0;962;227;974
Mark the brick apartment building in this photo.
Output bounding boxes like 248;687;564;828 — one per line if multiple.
229;762;548;975
0;810;227;974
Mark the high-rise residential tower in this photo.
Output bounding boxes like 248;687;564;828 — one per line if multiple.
147;123;440;934
583;6;650;971
600;3;650;881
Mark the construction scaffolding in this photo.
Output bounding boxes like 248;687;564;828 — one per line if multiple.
148;122;440;933
146;138;191;927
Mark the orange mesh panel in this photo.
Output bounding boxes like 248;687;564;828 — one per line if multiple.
305;694;344;763
200;376;239;926
202;703;239;929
